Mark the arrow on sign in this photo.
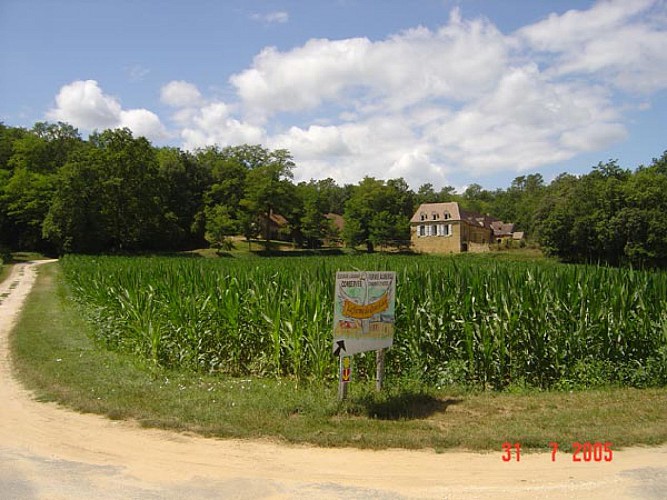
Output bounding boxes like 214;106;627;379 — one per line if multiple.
334;340;346;357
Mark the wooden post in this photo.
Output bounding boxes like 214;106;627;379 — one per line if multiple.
376;348;385;391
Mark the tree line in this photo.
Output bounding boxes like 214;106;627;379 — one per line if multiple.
1;121;666;267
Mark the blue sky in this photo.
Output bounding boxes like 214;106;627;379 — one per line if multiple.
1;0;666;190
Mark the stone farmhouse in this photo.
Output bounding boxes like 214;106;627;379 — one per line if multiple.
410;202;522;254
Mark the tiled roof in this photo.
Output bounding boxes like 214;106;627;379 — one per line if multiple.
490;220;515;236
411;202;515;235
268;212;288;226
409;202;461;223
325;213;344;231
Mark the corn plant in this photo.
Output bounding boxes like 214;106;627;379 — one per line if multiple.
61;254;667;389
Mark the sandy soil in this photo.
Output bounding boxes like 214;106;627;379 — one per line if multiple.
1;260;665;499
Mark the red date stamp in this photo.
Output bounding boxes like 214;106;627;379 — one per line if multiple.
502;441;613;462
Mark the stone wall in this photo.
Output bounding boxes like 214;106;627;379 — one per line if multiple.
411;220;493;254
468;242;491;253
410;222;462;253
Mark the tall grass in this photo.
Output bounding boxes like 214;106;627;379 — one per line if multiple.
61;254;667;389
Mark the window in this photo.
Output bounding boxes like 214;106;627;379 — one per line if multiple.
419;213;427;221
435;224;452;237
443;212;451;220
419;224;453;237
432;212;439;220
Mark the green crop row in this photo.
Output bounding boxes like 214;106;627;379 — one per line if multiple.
60;254;667;389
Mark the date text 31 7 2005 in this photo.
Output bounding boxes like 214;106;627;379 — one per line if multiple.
501;442;613;462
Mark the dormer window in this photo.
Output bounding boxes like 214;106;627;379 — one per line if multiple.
432;212;439;220
420;213;427;221
443;212;451;220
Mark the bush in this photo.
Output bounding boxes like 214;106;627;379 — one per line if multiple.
0;245;11;265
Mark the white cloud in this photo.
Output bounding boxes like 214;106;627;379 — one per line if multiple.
47;80;167;141
560;123;628;152
160;81;204;108
517;0;667;93
269;117;452;188
422;65;627;174
181;102;264;150
126;64;150;82
517;0;655;51
251;11;289;24
158;81;265;149
243;2;663;185
231;10;508;119
119;109;168;141
47;80;121;130
46;2;665;187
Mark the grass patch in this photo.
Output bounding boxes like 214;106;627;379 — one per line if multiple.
1;251;53;286
10;262;667;451
181;245;546;262
10;251;50;263
0;262;11;285
184;242;352;259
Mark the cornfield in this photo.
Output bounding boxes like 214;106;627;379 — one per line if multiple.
61;254;667;389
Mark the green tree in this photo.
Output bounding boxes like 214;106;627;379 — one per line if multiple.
2;167;56;250
292;181;335;248
609;156;667;267
92;129;166;250
45;128;166;253
315;177;349;214
157;147;210;248
492;173;545;236
535;173;584;261
0;122;81;251
0;123;28;171
196;145;249;214
343;177;413;252
195;144;287;245
415;183;458;204
43;145;107;253
240;148;295;246
416;183;438;204
204;204;239;252
461;183;494;214
537;161;635;265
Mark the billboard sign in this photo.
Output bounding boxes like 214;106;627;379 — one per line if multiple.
333;271;396;356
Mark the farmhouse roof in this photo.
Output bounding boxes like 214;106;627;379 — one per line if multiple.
490;221;515;237
263;211;288;227
411;202;516;235
325;213;345;232
459;210;498;230
410;202;462;223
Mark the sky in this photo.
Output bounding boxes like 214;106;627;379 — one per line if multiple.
1;0;666;191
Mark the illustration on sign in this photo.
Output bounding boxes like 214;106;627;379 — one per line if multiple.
341;356;351;383
333;271;396;356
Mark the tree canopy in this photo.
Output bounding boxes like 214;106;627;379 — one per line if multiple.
1;120;666;267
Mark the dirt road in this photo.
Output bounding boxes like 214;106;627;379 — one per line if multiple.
1;261;666;499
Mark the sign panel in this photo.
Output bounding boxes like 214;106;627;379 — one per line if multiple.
333;271;396;356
